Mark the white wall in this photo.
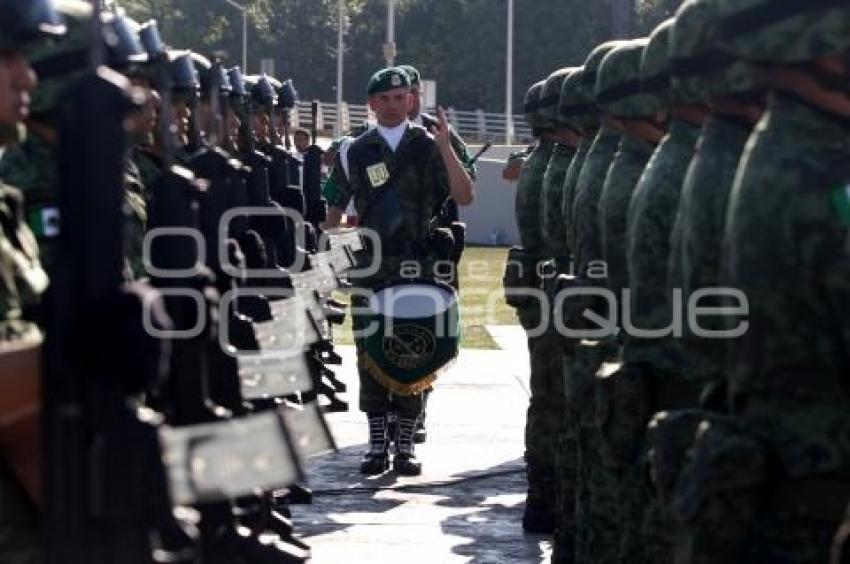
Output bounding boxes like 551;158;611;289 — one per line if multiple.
459;145;528;246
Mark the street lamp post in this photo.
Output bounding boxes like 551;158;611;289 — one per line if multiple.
384;0;396;67
336;0;344;137
505;0;514;145
222;0;247;72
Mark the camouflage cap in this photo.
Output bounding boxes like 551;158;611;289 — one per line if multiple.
558;67;599;132
714;0;850;63
397;64;421;86
0;0;65;50
367;67;410;95
670;0;766;102
641;18;675;103
523;80;551;130
596;39;667;118
541;67;577;125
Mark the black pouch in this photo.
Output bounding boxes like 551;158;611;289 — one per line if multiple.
502;247;540;308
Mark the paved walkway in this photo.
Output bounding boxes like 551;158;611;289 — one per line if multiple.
292;326;550;563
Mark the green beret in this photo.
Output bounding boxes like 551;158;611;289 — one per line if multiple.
641;18;675;101
367;67;411;95
596;39;667;118
397;64;421;86
713;0;850;64
670;0;766;103
559;67;600;132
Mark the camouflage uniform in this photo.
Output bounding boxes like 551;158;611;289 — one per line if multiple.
0;133;59;273
600;136;654;304
326;123;450;416
0;131;148;283
529;67;579;546
724;92;850;564
503;78;561;530
560;138;590;256
123;158;148;281
551;44;623;563
623;21;699;390
666;0;765;397
515;136;559;520
542;143;576;272
570;126;624;564
0;1;66;559
551;64;605;563
623;20;707;561
594;38;670;563
0;199;40;560
690;2;850;562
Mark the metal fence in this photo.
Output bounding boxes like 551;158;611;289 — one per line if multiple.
293;101;533;144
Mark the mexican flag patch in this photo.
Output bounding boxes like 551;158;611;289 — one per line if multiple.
27;206;60;238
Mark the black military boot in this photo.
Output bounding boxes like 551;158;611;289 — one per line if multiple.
392;415;422;476
413;412;427;444
522;500;555;534
360;413;390;475
522;463;556;534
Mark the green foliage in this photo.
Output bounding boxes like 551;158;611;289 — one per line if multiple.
119;0;678;111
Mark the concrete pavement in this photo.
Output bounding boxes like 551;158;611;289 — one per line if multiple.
292;326;549;563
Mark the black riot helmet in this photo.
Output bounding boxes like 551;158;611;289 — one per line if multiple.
278;78;298;110
169;50;200;96
102;11;147;69
194;54;232;98
249;74;278;112
138;20;166;61
227;66;247;97
0;0;66;49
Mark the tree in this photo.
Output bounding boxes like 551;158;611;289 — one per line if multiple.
118;0;680;112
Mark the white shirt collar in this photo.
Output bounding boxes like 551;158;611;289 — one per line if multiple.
376;120;409;152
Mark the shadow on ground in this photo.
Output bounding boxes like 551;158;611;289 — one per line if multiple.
294;445;548;563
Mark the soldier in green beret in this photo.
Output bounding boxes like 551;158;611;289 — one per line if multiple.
396;63;476;443
324;67;473;477
0;1;64;560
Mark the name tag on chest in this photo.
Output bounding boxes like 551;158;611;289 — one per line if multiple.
366;162;390;189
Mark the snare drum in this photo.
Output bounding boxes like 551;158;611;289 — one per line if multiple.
357;278;460;396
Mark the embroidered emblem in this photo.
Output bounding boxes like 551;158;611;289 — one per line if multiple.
366;162;390;188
